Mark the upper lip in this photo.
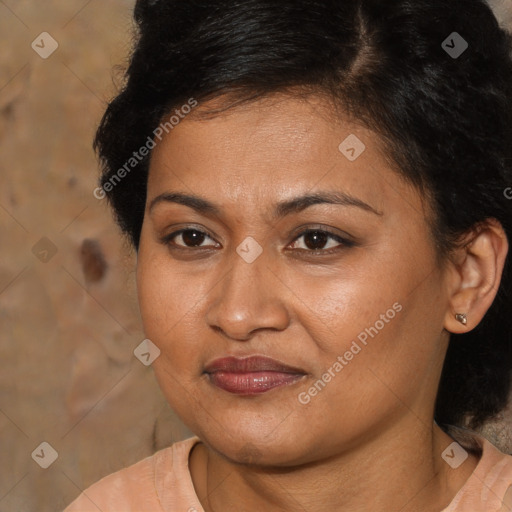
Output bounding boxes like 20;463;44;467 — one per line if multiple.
204;355;306;374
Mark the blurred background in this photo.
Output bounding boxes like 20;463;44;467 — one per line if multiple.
0;1;510;511
0;1;192;511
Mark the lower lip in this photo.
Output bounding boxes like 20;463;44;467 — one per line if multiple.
207;371;305;395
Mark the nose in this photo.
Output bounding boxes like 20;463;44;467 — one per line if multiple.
204;247;291;341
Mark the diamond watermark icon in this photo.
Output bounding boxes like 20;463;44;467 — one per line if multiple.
236;236;263;264
500;484;512;512
441;32;468;59
32;237;58;263
31;442;58;469
31;32;59;59
339;134;366;161
134;339;161;366
442;441;468;469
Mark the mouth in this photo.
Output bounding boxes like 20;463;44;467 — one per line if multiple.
204;355;307;396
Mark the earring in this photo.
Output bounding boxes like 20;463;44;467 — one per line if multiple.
455;313;467;325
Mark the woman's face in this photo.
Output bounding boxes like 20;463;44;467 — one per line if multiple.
137;94;451;466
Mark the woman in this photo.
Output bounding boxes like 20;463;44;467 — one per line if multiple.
64;0;512;510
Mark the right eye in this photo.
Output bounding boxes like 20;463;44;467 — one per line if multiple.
160;228;220;250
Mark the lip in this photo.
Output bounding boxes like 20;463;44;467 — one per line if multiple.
204;356;307;395
204;355;306;374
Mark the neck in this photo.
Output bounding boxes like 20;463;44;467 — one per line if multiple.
189;420;479;512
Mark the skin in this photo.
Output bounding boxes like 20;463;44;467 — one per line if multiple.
136;93;508;512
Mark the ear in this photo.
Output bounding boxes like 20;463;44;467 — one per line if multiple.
444;218;509;334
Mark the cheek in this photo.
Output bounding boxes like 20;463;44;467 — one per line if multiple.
293;304;430;451
135;243;220;389
294;254;405;353
137;244;184;349
297;258;443;414
137;237;201;330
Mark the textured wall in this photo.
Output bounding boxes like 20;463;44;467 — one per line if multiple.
0;1;511;511
0;2;191;511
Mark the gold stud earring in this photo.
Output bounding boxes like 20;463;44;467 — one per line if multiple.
455;313;467;325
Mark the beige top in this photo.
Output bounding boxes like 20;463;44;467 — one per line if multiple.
64;434;512;511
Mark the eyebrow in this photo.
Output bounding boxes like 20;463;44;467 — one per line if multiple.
149;190;383;218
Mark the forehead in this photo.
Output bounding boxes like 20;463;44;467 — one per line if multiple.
147;93;422;222
151;94;367;169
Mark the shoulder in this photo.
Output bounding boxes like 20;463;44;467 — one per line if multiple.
475;437;512;511
63;436;200;512
443;427;512;511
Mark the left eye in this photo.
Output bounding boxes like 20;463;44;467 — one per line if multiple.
289;229;351;252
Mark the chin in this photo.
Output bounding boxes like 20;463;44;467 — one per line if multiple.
193;424;319;468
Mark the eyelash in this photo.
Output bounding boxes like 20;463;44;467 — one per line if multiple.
160;226;355;255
